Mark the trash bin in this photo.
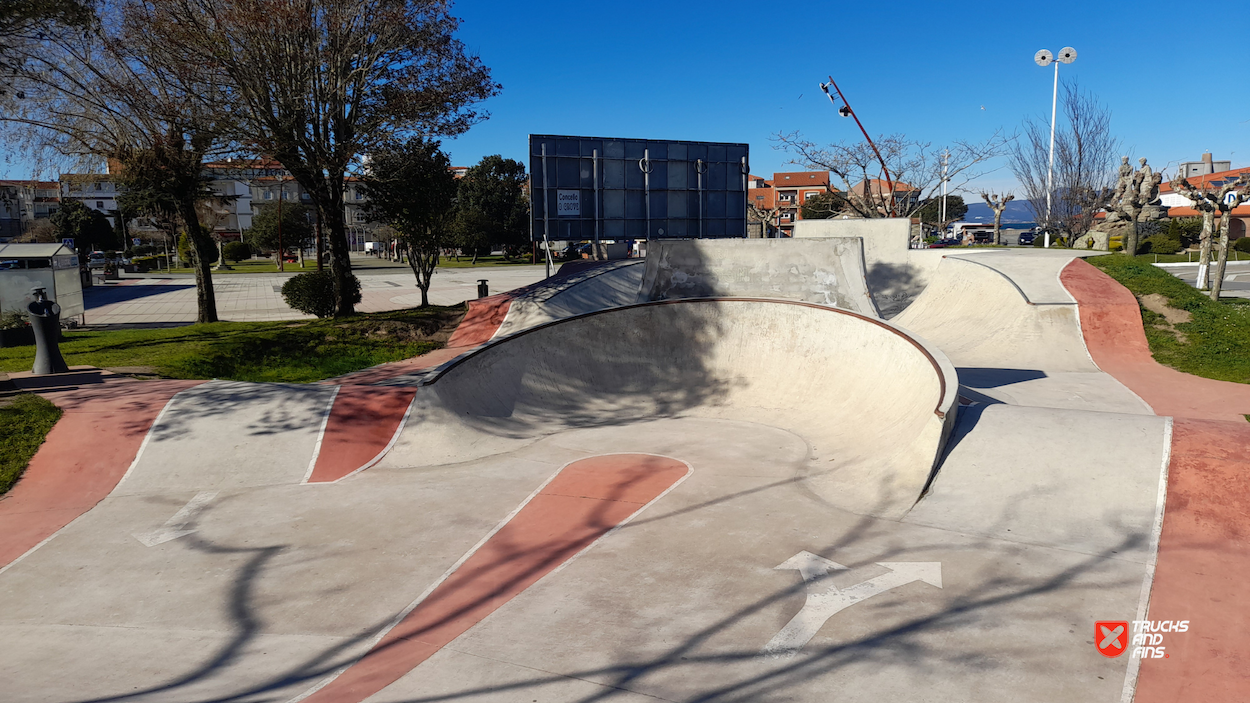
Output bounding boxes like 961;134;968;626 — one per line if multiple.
27;286;69;375
477;279;489;298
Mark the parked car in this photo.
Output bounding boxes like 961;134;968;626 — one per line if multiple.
87;251;107;269
1017;231;1037;246
928;238;962;248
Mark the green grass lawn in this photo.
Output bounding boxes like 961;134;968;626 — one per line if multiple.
0;393;62;495
436;254;539;268
0;306;464;383
165;258;318;274
1088;255;1250;384
1118;251;1250;264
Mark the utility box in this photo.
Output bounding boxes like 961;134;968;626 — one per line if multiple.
0;243;85;319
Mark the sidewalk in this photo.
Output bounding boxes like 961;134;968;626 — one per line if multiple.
84;263;548;325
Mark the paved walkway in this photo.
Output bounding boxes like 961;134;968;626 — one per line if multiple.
84;261;549;324
1158;260;1250;299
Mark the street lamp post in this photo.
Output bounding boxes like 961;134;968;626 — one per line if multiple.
1034;47;1077;248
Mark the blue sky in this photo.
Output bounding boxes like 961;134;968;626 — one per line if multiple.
436;0;1247;195
5;0;1248;197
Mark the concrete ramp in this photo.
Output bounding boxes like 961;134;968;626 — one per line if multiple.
386;298;957;517
493;259;645;338
637;238;879;316
894;255;1093;372
892;254;1152;414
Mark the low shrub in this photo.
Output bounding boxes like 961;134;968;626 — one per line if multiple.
1138;234;1181;255
1234;238;1250;253
223;241;251;262
281;270;361;318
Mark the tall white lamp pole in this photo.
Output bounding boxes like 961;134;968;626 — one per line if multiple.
1034;47;1076;248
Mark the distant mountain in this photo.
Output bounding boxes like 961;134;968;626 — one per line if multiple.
963;199;1037;224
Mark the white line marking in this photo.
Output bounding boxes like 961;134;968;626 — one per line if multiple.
301;386;341;484
1120;417;1173;703
1;385;193;577
115;387;187;491
763;558;942;659
284;452;692;703
132;491;218;547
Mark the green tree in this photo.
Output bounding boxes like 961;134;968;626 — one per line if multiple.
914;195;968;226
113;136;224;321
49;199;114;251
359;137;458;307
244;203;315;257
799;191;847;220
135;0;500;316
455;155;529;262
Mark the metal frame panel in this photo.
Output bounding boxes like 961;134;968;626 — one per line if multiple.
530;134;749;243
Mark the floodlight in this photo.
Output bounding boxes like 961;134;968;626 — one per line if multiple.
1057;47;1077;64
1034;49;1053;67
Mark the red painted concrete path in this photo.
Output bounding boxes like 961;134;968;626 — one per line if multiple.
1061;259;1250;701
300;454;691;703
307;385;417;483
0;371;201;571
1060;259;1250;422
1134;419;1250;702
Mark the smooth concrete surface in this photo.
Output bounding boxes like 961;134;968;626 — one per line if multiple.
793;218;947;316
893;255;1152;415
361;420;1147;703
114;380;338;494
4;240;1235;702
637;238;879;316
492;259;645;338
390;298;958;518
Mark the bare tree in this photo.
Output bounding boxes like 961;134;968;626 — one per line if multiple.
774;131;1010;220
0;4;233;321
980;192;1015;245
1170;173;1250;299
747;202;783;238
1008;81;1118;244
132;0;500;316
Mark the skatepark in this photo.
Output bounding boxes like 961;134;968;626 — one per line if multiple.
2;220;1248;702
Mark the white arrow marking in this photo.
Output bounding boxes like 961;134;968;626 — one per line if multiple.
133;491;218;547
763;557;942;659
773;550;848;584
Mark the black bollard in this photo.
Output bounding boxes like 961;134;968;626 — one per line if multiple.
27;287;69;375
477;279;489;298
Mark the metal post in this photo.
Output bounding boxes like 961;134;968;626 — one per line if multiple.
276;178;284;272
822;77;895;216
696;159;706;239
1045;60;1058;249
593;149;601;260
640;148;652;242
940;150;948;229
541;144;553;278
741;156;749;238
